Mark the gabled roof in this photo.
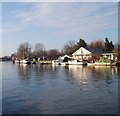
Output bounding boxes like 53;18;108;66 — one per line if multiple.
72;47;92;56
59;54;72;60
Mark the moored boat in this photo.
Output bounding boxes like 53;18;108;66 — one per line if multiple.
87;63;95;66
15;60;20;64
68;60;87;65
20;59;30;64
94;62;116;66
52;60;61;65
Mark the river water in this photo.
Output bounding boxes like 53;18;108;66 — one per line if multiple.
1;62;119;114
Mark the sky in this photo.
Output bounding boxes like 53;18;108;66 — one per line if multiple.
1;1;118;56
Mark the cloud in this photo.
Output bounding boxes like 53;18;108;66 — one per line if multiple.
0;26;2;33
11;3;117;35
2;25;21;33
3;2;118;37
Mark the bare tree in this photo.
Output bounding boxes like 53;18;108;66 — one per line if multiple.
88;40;104;49
46;49;61;60
34;43;45;58
17;42;31;59
62;41;77;55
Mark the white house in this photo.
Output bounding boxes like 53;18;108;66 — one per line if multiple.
58;54;73;62
58;54;71;60
101;53;118;61
72;47;92;61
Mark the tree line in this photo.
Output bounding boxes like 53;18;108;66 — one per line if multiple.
62;38;115;55
14;42;62;60
12;37;119;60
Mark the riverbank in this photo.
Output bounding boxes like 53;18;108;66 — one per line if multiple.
11;60;120;67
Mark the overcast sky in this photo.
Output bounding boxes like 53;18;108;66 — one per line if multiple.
1;1;118;56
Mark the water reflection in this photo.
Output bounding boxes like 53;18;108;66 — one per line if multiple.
17;64;119;83
17;64;118;95
17;64;59;82
66;65;118;91
67;65;88;91
17;64;31;80
2;62;119;114
0;62;2;115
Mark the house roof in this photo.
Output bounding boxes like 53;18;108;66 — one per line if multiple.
101;53;117;55
72;47;92;56
87;48;103;54
59;54;72;60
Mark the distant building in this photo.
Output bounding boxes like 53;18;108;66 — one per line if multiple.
72;47;92;61
101;53;118;61
58;54;71;60
72;47;103;61
0;56;11;61
58;54;72;62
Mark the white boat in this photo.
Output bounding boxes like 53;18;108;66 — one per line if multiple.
59;62;67;66
15;60;20;63
52;60;61;65
94;62;116;66
20;59;30;64
87;63;95;66
68;60;87;65
52;60;68;66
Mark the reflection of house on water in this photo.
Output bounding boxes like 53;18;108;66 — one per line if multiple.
91;66;118;93
94;66;118;78
68;65;118;91
94;66;118;94
68;65;90;91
